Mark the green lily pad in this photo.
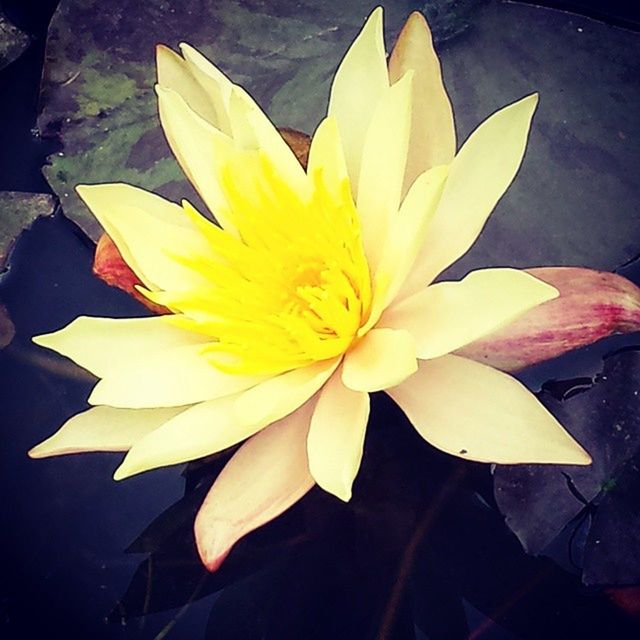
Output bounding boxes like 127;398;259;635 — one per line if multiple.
0;191;56;273
0;10;30;70
0;191;55;350
38;0;640;272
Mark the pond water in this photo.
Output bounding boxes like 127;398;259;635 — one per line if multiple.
2;1;640;639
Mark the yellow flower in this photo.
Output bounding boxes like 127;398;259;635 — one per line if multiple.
29;8;590;571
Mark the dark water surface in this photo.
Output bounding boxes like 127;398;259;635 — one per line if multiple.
2;1;640;639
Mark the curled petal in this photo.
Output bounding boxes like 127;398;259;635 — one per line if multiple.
195;401;316;572
456;267;640;371
93;234;168;313
387;355;591;465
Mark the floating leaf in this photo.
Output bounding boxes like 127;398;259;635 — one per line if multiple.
0;191;56;273
494;350;640;585
0;10;30;70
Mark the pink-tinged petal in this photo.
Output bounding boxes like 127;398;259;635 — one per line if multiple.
195;400;316;572
387;355;591;465
456;267;640;372
380;268;557;360
307;369;370;501
388;11;456;194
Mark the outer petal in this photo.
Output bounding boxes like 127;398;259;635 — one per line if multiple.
195;401;316;572
28;406;184;458
388;11;456;193
75;183;211;291
457;267;640;371
88;344;266;409
381;268;558;360
398;94;539;298
328;7;388;191
33;315;209;378
113;394;268;480
233;357;340;427
342;328;417;392
307;370;369;501
356;71;413;270
156;85;238;231
387;355;591;465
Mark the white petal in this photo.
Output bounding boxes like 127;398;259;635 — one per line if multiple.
156;44;222;127
76;183;212;291
328;7;388;191
233;358;341;427
387;355;591;465
113;394;267;480
28;406;184;458
381;268;559;359
156;85;238;230
307;370;369;501
195;401;316;571
33;315;209;378
356;71;414;270
342;328;417;392
178;43;233;135
88;344;266;408
363;165;448;330
388;11;456;193
398;94;539;298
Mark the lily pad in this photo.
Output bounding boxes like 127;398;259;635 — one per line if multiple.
494;349;640;585
38;0;640;274
0;191;56;273
0;10;29;70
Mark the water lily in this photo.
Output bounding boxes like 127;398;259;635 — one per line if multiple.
29;7;591;572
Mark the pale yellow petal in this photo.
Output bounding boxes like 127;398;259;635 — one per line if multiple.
356;71;413;270
113;394;268;480
381;268;559;359
89;344;266;408
387;355;591;465
75;183;212;291
28;406;184;458
233;358;341;427
307;370;369;501
156;44;220;126
388;11;455;193
362;165;448;330
33;315;209;378
195;401;316;572
156;85;238;230
306;116;349;195
328;7;388;190
227;86;309;199
399;94;539;298
179;43;233;135
342;328;417;392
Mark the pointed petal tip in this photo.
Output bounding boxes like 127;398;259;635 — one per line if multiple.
194;518;236;573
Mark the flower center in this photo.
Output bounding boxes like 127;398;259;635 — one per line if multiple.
159;151;371;376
